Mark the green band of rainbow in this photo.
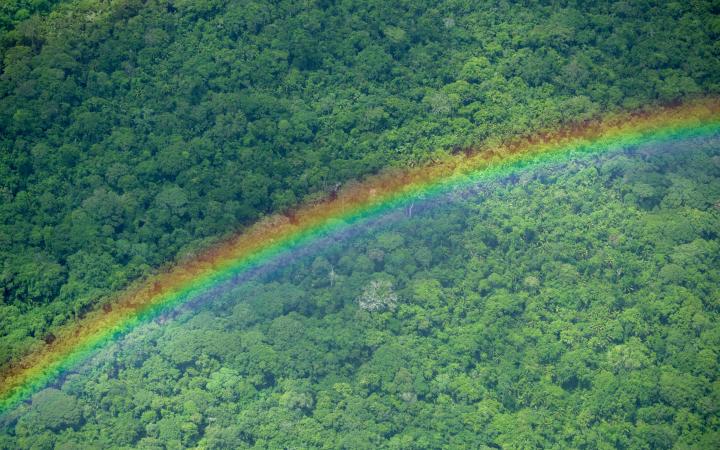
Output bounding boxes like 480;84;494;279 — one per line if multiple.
1;98;719;415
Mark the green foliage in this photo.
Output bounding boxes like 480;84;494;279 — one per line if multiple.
1;0;719;372
2;141;719;447
1;0;720;446
0;0;64;36
15;389;82;434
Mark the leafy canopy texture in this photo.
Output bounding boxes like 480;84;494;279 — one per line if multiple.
1;0;720;447
2;139;719;448
1;0;719;370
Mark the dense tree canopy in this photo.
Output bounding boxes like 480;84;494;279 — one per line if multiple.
1;0;720;447
0;0;64;35
1;137;719;448
1;0;719;370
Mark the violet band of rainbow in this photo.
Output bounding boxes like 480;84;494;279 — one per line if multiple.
1;98;719;414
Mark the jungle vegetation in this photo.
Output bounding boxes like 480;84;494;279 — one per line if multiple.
1;0;719;371
2;139;719;448
0;0;719;447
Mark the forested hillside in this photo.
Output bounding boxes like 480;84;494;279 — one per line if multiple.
2;137;719;448
2;0;719;374
0;0;720;420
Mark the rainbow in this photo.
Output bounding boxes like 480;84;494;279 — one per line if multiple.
1;98;719;414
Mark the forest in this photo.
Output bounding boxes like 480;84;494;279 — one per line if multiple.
2;137;719;448
1;0;719;448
